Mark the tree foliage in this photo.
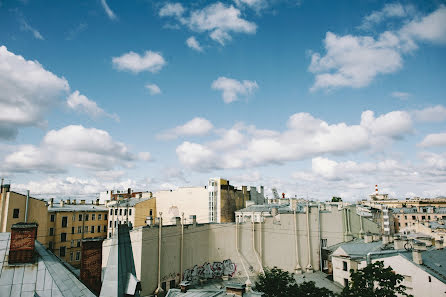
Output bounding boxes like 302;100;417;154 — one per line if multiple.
340;261;413;297
332;197;342;202
254;267;336;297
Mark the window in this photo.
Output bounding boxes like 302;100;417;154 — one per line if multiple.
79;214;83;221
71;240;74;247
428;276;431;282
84;226;88;233
78;226;82;233
49;241;53;250
412;215;416;220
404;216;407;219
13;209;20;219
72;227;75;234
98;225;101;233
92;214;96;221
104;226;107;233
104;214;108;220
115;209;118;215
119;209;122;216
422;216;426;220
61;233;67;242
76;251;80;261
150;209;153;216
50;214;55;222
77;240;81;247
62;216;68;228
405;223;408;226
428;216;431;220
98;214;102;220
110;221;112;228
343;261;348;271
72;214;75;221
70;252;73;262
91;226;95;233
49;228;54;236
343;279;348;287
109;232;112;238
170;279;175;289
114;221;117;228
124;209;127;216
321;239;327;248
129;209;132;216
161;282;167;292
110;209;113;215
85;214;89;221
60;246;66;257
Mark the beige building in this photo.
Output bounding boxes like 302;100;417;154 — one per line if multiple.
392;206;446;233
47;199;108;268
102;203;379;296
107;196;156;238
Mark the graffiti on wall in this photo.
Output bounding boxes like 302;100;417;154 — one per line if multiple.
183;259;236;281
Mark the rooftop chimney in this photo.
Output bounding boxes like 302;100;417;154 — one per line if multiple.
226;283;246;296
67;199;70;205
180;281;191;293
96;199;100;206
73;199;76;205
282;192;285;199
81;238;104;295
60;200;65;207
382;235;390;245
394;236;406;250
364;233;373;243
146;216;153;226
49;198;54;207
190;215;197;226
128;188;131;194
375;184;378;194
372;234;381;242
435;239;443;250
80;200;85;205
176;217;181;226
271;207;279;217
412;250;423;265
9;222;38;264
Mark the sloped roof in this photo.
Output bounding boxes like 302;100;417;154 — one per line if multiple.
48;204;107;212
112;197;154;207
333;240;383;259
0;232;95;297
399;249;446;284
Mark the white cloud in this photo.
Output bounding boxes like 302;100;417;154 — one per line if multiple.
175;109;414;171
159;3;185;18
100;0;117;20
19;17;44;40
310;6;446;91
145;83;162;95
159;2;257;45
358;3;414;30
0;46;69;139
158;117;214;140
67;90;119;121
413;105;446;122
418;132;446;147
138;152;152;161
186;36;203;52
211;76;258;103
112;50;166;73
234;0;267;12
391;91;410;100
2;125;148;173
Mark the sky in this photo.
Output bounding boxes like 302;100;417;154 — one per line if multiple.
0;0;446;201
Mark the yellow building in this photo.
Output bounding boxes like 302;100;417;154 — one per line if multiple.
0;184;49;245
107;196;156;238
47;199;108;268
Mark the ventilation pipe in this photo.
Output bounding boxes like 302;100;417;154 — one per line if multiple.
306;203;313;272
155;213;163;296
235;216;251;288
24;190;30;223
318;203;322;271
252;218;264;274
180;213;184;282
293;208;302;274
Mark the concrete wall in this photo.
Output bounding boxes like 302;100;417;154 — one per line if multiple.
102;205;380;296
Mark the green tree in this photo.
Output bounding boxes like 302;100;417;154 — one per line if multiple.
254;267;335;297
341;261;413;297
332;197;342;202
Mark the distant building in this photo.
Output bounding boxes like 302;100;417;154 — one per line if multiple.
99;188;152;204
392;206;446;233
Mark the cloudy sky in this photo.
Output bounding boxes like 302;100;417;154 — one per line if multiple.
1;0;445;201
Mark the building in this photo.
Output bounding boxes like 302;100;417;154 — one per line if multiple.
331;237;446;296
107;196;156;238
102;203;379;296
154;178;265;225
392;206;446;233
0;223;96;297
47;199;108;268
99;188;152;204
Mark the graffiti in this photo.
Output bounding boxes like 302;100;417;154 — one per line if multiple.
160;272;178;282
183;259;236;281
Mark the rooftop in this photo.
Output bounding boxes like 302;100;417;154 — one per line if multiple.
332;239;383;259
111;196;154;207
48;204;107;212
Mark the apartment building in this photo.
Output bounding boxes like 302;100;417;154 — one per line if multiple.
107;196;156;238
392;206;446;232
47;199;108;268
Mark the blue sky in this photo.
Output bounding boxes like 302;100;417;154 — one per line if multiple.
0;0;445;200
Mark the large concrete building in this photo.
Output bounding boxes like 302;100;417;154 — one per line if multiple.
102;203;379;296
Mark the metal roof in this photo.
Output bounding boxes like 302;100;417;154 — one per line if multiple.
333;240;383;258
48;204;108;212
110;197;154;207
0;232;95;297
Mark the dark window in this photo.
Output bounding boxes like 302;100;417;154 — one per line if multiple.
61;233;67;242
124;209;127;216
105;214;108;220
13;209;19;219
115;209;118;215
49;241;53;250
85;214;89;221
428;276;431;282
150;209;153;216
161;282;167;292
92;214;96;220
412;216;416;220
76;251;80;261
422;216;426;220
49;228;54;236
70;252;73;262
104;226;107;233
170;279;175;289
91;226;95;233
428;216;431;220
109;232;112;238
98;225;101;233
344;279;348;287
60;246;66;257
50;214;55;222
110;221;112;228
78;226;82;233
110;209;113;215
77;240;81;247
343;261;348;271
71;227;75;234
119;209;122;216
62;216;68;228
98;214;102;220
114;221;117;228
79;214;83;221
129;209;132;216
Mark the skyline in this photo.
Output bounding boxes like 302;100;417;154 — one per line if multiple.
0;0;446;200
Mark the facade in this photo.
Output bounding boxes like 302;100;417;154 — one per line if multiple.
107;196;156;238
102;204;379;296
155;178;265;225
99;188;152;203
392;206;446;233
47;199;108;268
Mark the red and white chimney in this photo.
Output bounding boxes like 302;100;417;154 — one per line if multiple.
9;222;38;264
375;185;378;194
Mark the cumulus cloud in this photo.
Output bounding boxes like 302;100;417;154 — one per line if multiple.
112;50;166;73
145;83;162;95
159;2;257;45
1;125;149;173
100;0;117;20
211;77;258;103
413;105;446;122
67;90;119;121
418;132;446;147
0;46;69;139
158;117;213;140
175;109;414;171
310;6;446;91
234;0;268;12
391;91;410;100
186;36;203;51
358;3;414;30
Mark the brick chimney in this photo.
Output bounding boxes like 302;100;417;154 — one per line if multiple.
226;283;246;296
9;222;38;264
80;238;104;295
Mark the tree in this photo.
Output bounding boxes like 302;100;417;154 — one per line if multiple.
332;197;342;202
340;261;413;297
255;267;336;297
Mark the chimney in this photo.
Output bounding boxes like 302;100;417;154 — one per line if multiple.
282;192;285;199
146;216;153;226
128;188;131;195
67;199;70;205
73;199;77;205
180;281;191;293
226;283;246;296
190;215;197;226
49;198;54;207
260;186;264;197
9;222;38;264
413;241;427;251
176;217;181;226
375;184;378;194
80;200;86;205
412;249;423;265
394;236;405;250
149;192;153;198
242;186;247;194
382;235;389;245
364;233;373;243
96;199;99;205
435;239;443;250
372;234;381;242
271;207;279;217
60;200;65;207
81;238;104;295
